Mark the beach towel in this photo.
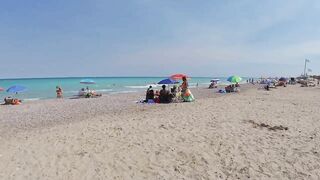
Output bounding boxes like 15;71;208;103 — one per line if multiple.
182;89;195;102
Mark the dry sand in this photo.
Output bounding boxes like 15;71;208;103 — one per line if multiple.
0;85;320;179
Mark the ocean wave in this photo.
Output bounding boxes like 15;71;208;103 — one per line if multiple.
200;82;212;85
95;89;113;92
125;84;159;89
110;90;138;94
64;90;79;94
24;98;41;101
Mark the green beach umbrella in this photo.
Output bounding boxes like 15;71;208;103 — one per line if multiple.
227;75;242;83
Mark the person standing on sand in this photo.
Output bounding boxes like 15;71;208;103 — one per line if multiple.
56;86;63;98
180;76;195;102
181;76;188;94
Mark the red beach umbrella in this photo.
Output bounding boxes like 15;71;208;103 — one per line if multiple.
170;74;190;80
0;87;4;92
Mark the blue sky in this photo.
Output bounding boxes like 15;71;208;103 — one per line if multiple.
0;0;319;78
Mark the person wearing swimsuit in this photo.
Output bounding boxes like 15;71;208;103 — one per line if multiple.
56;86;63;98
180;76;195;102
181;76;188;93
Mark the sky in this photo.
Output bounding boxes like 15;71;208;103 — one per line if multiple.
0;0;319;78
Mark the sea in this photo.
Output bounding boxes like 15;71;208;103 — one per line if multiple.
0;77;249;101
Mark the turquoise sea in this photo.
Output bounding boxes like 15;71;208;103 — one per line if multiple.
0;77;249;101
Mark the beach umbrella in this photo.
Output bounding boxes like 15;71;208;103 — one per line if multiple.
158;78;178;85
6;85;27;93
279;77;287;82
210;79;220;82
170;74;190;80
80;79;96;84
227;75;242;83
0;87;4;92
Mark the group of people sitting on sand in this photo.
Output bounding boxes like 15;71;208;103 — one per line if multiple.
208;81;218;89
56;86;102;99
298;79;317;87
225;83;240;93
143;76;195;104
77;87;102;98
144;85;173;103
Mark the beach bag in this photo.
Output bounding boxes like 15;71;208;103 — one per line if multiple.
182;89;195;102
147;99;155;104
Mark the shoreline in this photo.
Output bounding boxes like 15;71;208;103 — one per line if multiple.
0;77;250;101
2;83;250;103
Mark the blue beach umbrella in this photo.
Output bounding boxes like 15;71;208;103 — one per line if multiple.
80;79;96;84
6;85;27;93
158;78;178;85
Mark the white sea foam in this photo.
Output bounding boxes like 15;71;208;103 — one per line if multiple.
96;89;113;92
24;98;41;101
110;90;138;94
64;91;79;94
125;84;159;89
125;85;148;89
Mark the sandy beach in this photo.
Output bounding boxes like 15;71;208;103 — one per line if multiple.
0;84;320;179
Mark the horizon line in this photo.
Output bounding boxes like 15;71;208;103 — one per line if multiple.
0;76;221;81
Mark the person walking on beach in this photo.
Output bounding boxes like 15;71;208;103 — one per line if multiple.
56;86;63;98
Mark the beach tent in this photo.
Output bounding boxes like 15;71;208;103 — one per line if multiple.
6;85;27;93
